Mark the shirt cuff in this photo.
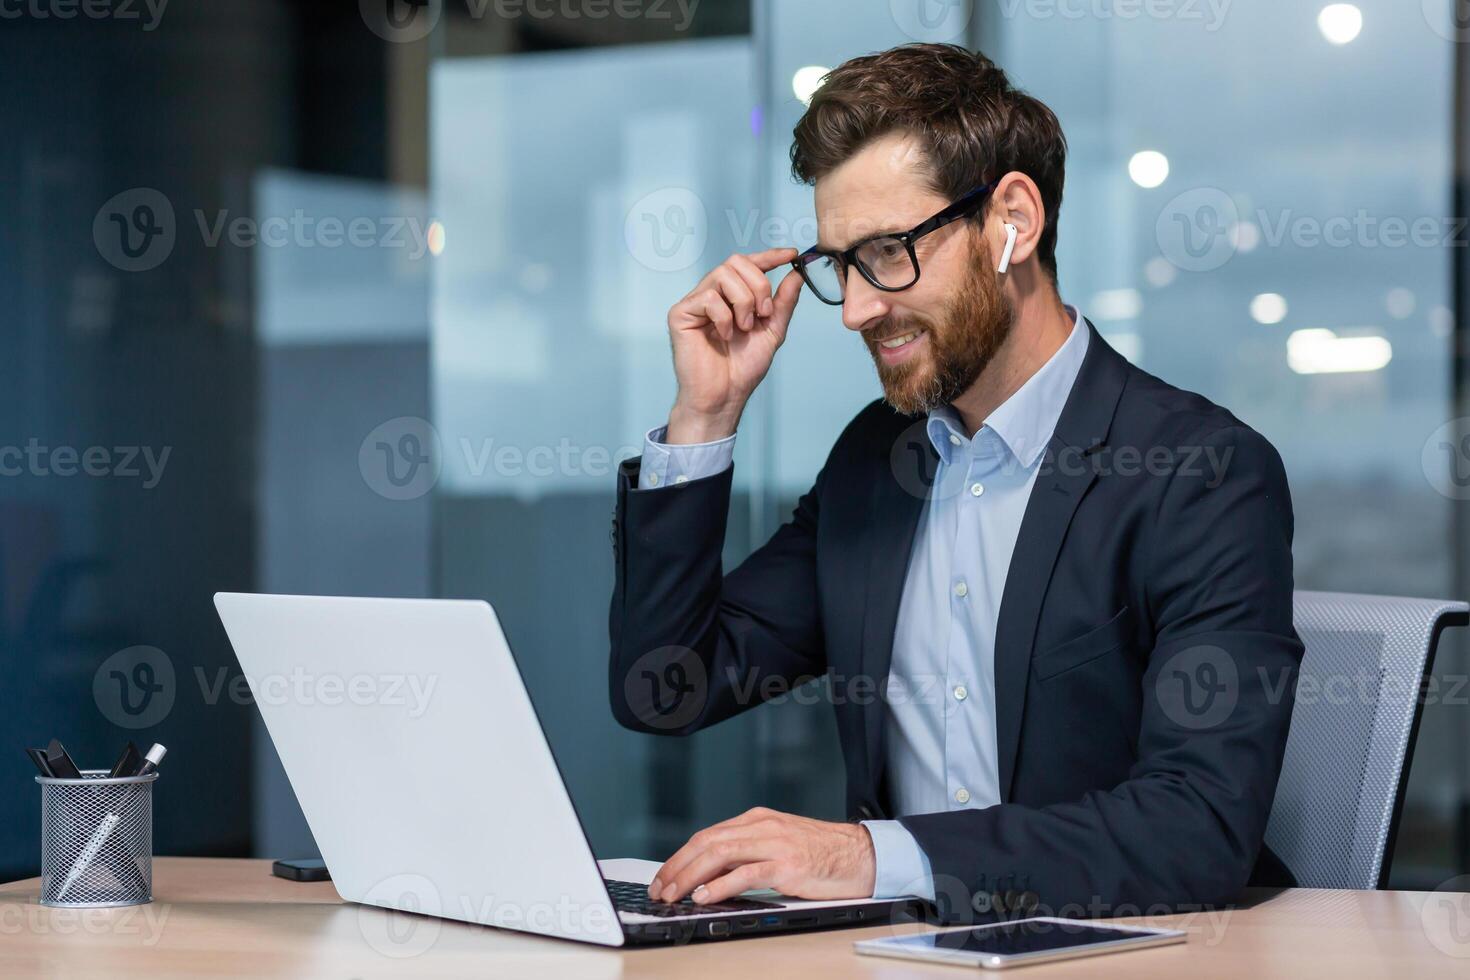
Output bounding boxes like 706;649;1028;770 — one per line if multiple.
637;425;735;490
861;819;937;901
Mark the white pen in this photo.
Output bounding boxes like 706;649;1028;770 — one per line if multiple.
55;813;120;902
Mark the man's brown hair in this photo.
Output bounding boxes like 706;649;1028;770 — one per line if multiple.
790;44;1067;282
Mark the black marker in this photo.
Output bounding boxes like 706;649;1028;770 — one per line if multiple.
134;743;167;777
43;739;83;779
25;747;54;777
108;741;142;779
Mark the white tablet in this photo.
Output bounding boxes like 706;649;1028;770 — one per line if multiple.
854;917;1186;969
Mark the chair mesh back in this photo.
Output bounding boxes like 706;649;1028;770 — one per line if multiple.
1263;592;1467;889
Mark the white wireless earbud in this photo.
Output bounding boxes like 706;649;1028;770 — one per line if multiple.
997;223;1018;275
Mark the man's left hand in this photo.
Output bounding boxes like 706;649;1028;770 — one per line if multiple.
647;807;876;904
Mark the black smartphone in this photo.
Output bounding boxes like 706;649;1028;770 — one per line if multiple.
271;858;331;882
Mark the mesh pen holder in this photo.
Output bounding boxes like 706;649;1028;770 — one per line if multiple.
36;769;156;908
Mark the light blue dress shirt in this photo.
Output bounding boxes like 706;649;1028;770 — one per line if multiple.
637;310;1090;901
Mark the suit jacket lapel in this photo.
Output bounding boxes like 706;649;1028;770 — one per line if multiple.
993;322;1128;800
858;415;934;814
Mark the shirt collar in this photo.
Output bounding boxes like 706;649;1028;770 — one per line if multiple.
926;305;1091;468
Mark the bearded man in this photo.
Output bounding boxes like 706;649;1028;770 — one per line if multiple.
608;43;1301;921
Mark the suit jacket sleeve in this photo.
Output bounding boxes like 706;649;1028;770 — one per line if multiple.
899;424;1303;918
608;451;828;735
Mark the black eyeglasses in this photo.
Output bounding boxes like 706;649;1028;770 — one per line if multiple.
791;183;996;305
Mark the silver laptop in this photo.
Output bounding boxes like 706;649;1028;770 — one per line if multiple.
213;593;921;946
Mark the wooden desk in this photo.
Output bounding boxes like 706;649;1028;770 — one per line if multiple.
2;858;1467;977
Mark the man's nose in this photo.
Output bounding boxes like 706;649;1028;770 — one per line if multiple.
841;268;889;332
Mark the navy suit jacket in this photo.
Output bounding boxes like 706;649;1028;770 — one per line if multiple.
609;325;1302;920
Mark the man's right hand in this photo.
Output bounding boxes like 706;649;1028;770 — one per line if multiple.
664;247;804;444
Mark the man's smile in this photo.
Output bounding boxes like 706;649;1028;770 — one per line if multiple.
873;328;927;364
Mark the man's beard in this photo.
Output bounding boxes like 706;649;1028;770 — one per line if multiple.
866;238;1014;416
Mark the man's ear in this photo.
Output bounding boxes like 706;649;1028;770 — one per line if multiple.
989;172;1046;270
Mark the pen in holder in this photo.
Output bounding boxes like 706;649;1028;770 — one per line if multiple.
36;769;157;907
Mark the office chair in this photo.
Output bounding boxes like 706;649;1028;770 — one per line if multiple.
1262;591;1468;889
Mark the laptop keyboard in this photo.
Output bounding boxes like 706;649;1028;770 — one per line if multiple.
604;878;782;918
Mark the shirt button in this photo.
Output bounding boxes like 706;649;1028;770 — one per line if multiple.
673;474;689;484
949;433;962;446
953;581;968;598
970;483;984;497
955;788;971;804
953;685;968;702
647;472;660;487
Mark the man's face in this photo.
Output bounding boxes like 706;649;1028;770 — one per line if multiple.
813;133;1013;416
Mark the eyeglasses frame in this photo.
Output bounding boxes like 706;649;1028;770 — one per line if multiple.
791;182;999;306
